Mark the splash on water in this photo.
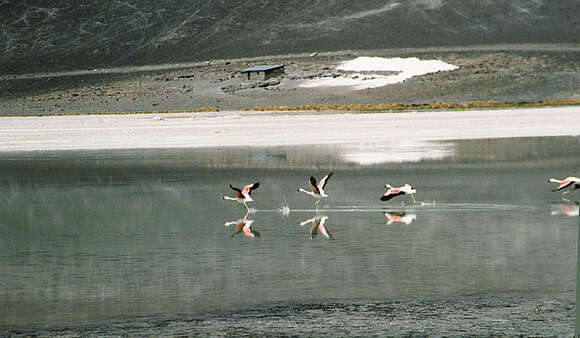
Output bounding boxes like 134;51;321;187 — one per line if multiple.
279;202;291;216
418;201;434;207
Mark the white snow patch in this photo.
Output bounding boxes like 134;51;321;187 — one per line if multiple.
300;56;458;90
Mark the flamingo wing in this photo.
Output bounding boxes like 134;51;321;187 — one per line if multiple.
554;179;574;192
309;222;319;239
318;217;331;239
244;221;260;238
243;182;260;196
243;225;255;238
381;189;404;201
229;184;244;198
317;172;333;190
384;212;394;224
309;176;320;194
231;223;244;237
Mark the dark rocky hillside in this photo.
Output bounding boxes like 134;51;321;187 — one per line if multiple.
1;0;579;74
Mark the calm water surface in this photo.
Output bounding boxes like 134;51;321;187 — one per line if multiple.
1;137;579;329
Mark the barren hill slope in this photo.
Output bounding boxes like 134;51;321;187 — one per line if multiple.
1;0;578;74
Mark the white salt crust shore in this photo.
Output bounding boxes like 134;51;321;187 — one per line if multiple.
0;106;579;152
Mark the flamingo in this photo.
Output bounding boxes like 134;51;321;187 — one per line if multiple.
298;172;333;210
384;211;417;225
550;202;579;217
548;177;580;200
223;182;260;211
381;184;418;205
225;213;260;238
299;215;332;239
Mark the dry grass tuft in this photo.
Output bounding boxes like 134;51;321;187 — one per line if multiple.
2;100;578;118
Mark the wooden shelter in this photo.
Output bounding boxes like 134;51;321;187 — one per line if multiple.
240;64;284;80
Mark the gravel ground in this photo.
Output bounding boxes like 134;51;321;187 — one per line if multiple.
1;44;579;115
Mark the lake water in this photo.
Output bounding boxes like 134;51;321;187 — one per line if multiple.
1;136;579;335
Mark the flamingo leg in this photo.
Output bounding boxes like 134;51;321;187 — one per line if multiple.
411;194;420;204
314;199;320;212
562;190;571;202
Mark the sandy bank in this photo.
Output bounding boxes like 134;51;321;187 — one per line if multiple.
0;107;579;152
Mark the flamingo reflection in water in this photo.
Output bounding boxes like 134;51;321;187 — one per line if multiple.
384;211;417;225
550;202;579;217
299;215;333;240
224;212;261;239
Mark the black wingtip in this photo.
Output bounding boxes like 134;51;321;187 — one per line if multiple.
309;176;318;186
381;194;397;201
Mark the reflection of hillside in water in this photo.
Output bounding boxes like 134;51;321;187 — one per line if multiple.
1;137;579;176
450;136;580;167
340;141;454;165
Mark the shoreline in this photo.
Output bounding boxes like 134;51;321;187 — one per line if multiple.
1;106;579;152
2;99;579;118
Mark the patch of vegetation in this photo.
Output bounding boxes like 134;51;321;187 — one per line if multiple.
249;100;580;112
2;100;578;117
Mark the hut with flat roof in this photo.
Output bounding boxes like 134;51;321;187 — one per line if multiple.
240;64;284;81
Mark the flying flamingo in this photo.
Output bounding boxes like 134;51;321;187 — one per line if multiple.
223;182;260;211
548;176;580;200
299;215;332;239
381;184;418;205
298;172;333;210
